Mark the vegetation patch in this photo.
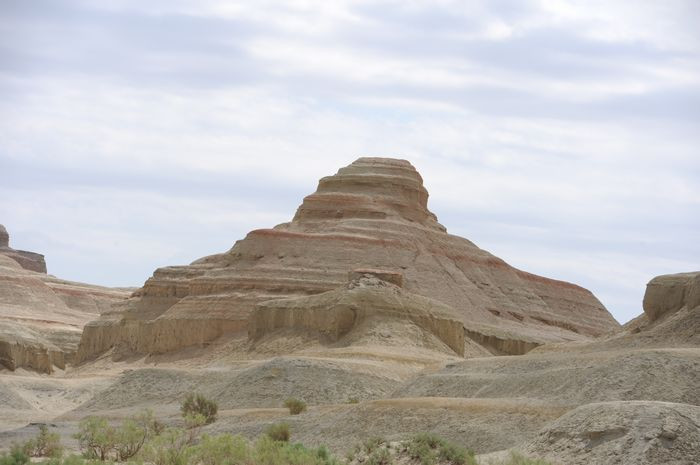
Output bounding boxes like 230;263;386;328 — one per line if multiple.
284;397;307;415
181;392;218;425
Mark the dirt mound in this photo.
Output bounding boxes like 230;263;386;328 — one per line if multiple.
523;401;700;465
207;397;565;455
395;348;700;407
72;357;400;414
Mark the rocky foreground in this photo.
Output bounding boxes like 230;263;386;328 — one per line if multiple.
1;158;699;465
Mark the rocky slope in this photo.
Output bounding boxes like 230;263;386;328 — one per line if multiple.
0;233;132;373
77;157;618;362
523;401;700;465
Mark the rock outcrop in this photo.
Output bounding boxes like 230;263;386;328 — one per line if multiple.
249;270;465;356
523;401;700;465
77;157;619;361
0;250;131;373
0;225;46;273
643;271;700;322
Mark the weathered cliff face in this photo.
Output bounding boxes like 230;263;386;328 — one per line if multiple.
0;251;131;373
77;157;619;361
249;270;465;356
0;224;47;273
643;271;700;321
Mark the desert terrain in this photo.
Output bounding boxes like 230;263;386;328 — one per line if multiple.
1;158;698;465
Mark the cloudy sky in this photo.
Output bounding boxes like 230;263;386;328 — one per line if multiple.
1;0;698;323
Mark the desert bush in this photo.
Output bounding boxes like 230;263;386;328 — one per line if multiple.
114;409;159;461
407;433;475;465
74;409;164;462
0;445;28;465
181;392;218;425
181;393;217;425
253;435;336;465
74;417;116;461
347;397;360;404
366;447;391;465
190;433;249;465
23;424;63;458
363;437;386;454
140;427;193;465
283;398;307;415
265;423;291;442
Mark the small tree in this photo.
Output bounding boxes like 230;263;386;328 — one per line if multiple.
74;417;115;461
181;392;218;425
283;398;307;415
140;428;193;465
23;424;62;458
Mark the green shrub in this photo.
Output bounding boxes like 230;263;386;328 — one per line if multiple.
437;442;467;465
140;427;193;465
0;445;28;465
114;411;152;461
363;437;386;454
253;436;335;465
190;433;249;465
366;447;391;465
180;392;218;425
73;417;116;461
23;424;63;458
407;433;475;465
347;397;360;404
74;409;164;462
265;423;291;442
283;398;307;415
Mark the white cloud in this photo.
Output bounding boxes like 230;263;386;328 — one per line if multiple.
1;0;698;322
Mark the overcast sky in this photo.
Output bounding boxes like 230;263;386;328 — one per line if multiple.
1;0;698;324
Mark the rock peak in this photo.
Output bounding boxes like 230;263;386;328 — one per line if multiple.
291;157;445;231
0;224;47;273
0;224;8;248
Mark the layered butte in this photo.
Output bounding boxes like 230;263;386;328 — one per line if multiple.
77;157;619;361
0;226;132;373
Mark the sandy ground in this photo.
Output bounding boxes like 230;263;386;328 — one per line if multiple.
1;311;699;463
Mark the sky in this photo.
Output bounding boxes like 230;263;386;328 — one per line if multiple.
1;0;698;324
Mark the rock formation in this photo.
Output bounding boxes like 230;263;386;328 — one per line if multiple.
0;243;131;373
523;401;700;465
249;269;465;356
0;224;46;273
77;157;619;361
643;271;700;321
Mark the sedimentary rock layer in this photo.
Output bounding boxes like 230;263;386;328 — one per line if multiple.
643;271;700;321
0;224;46;273
0;253;131;373
77;157;619;361
250;271;465;356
